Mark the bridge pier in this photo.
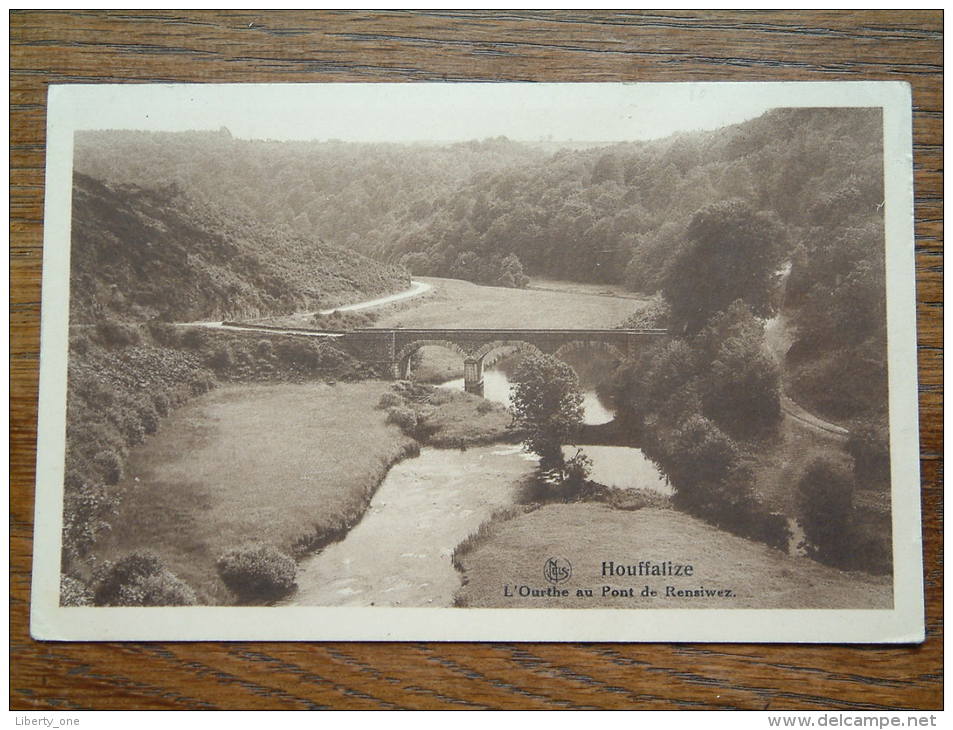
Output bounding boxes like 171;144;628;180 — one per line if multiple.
388;358;412;380
463;357;484;395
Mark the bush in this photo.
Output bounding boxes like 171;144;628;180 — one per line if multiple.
386;406;418;433
92;449;124;485
216;543;297;601
849;519;892;575
62;481;117;563
189;372;217;396
847;420;890;488
93;552;197;606
276;339;323;370
797;458;855;565
476;399;497;415
377;391;403;409
60;575;93;606
96;320;141;348
207;345;234;371
619;295;671;329
181;327;211;350
119;411;146;446
136;402;160;435
69;331;92;356
146;321;181;347
152;392;171;417
256;339;275;359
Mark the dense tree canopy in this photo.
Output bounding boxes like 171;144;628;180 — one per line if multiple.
663;201;786;334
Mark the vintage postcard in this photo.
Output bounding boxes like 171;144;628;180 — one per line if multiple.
31;82;923;642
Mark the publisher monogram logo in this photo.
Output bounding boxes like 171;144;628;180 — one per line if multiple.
543;557;572;584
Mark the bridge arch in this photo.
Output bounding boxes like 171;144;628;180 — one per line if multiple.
552;340;627;364
471;340;546;368
394;339;469;379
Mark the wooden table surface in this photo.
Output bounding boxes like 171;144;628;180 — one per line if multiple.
10;10;943;710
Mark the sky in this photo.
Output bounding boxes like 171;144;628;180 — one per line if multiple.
55;82;889;145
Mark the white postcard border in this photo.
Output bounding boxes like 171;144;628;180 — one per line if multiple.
30;82;924;643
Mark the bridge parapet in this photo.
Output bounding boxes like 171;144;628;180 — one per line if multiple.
336;328;668;390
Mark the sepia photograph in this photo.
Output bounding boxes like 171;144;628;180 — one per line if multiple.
31;82;922;642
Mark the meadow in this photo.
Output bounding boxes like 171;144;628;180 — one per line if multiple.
453;504;892;609
92;381;416;604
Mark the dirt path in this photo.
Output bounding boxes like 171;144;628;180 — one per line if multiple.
318;280;432;314
179;280;432;330
764;313;848;437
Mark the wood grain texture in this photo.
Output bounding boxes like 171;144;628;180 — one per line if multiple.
10;10;942;710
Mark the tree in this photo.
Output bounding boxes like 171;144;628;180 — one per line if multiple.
497;253;529;288
696;301;781;438
510;354;585;467
797;458;855;565
399;251;432;276
846;419;890;488
662;200;786;334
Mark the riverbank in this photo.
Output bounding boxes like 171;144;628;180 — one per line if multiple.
453;504;892;609
284;444;535;607
92;381;417;604
385;381;517;449
89;379;520;604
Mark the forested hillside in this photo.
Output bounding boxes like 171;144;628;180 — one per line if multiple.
75;109;883;289
74;108;887;420
69;172;409;323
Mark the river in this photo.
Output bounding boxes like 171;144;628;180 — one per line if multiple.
285;350;672;607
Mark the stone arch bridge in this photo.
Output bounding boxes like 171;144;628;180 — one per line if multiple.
337;328;668;393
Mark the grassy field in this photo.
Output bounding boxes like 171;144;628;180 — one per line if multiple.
92;381;416;604
454;504;892;609
372;277;648;329
413;388;517;448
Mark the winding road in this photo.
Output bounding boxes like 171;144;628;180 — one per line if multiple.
181;279;432;336
319;279;432;314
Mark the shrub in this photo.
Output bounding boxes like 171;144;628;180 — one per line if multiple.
276;339;323;370
216;543;297;601
146;321;181;347
476;399;497;415
797;458;855;565
69;331;92;356
207;345;234;371
136;402;160;435
181;327;211;349
386;406;418;433
619;295;671;329
61;481;117;563
152;392;171;417
92;449;124;485
849;519;892;575
73;373;115;409
119;411;146;446
256;339;275;359
377;391;403;409
93;552;197;606
846;420;890;488
96;320;141;348
60;575;93;606
189;372;217;396
428;388;458;406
